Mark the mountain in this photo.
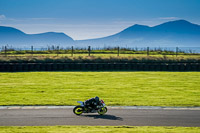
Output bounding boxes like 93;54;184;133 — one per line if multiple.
1;20;200;48
0;26;74;48
77;20;200;47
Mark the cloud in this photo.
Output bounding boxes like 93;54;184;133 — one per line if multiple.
29;18;56;20
159;17;179;20
0;14;6;20
0;16;56;23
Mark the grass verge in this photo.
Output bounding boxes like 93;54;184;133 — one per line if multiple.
0;72;199;106
0;126;199;133
0;55;199;63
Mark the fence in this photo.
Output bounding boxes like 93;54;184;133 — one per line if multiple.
1;46;200;57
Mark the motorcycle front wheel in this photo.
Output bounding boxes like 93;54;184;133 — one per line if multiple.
97;107;107;115
73;106;84;115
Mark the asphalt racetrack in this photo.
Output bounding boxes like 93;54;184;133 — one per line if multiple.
0;108;200;127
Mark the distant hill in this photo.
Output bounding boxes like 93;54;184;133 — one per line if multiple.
1;20;200;48
0;26;74;48
77;20;200;47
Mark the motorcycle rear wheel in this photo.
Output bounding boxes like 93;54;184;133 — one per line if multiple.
98;107;107;115
73;106;84;115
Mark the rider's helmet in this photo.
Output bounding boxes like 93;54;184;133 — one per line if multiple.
95;96;99;102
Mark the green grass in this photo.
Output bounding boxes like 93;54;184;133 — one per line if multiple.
0;126;199;133
2;48;196;55
1;53;200;57
0;72;199;106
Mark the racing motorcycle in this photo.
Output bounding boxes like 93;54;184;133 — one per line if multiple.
73;99;107;115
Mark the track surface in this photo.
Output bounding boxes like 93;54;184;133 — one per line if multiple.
0;108;200;127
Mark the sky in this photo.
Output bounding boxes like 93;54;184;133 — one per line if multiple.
0;0;200;40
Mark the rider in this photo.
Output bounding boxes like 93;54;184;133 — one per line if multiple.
84;96;101;110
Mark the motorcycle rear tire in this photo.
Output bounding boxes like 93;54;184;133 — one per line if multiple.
73;106;84;115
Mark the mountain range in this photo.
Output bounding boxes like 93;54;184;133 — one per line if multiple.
0;26;74;48
0;20;200;48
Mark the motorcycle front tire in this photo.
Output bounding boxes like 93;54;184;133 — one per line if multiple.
97;107;107;115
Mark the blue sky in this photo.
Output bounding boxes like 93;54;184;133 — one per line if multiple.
0;0;200;40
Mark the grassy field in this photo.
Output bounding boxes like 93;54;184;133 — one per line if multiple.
0;126;199;133
0;72;199;106
1;53;200;58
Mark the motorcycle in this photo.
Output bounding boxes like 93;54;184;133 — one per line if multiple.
73;99;107;115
